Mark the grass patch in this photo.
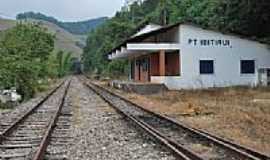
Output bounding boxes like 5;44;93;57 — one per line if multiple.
111;85;270;153
0;102;14;110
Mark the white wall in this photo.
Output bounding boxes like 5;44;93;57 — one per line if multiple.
152;24;270;89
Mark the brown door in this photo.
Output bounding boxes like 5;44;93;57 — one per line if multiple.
140;58;150;82
135;60;140;82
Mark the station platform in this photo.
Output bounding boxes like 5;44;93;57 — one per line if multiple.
109;80;168;95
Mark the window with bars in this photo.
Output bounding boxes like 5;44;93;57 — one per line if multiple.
200;60;214;74
241;60;255;74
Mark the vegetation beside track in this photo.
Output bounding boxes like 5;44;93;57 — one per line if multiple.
0;23;73;103
103;84;270;154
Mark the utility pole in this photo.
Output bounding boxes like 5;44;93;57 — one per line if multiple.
160;0;168;25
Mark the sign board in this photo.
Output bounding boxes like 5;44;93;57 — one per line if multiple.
188;38;232;48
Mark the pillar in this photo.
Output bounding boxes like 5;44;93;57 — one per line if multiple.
128;59;131;80
159;50;165;76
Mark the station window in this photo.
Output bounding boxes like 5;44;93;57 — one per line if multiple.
241;60;255;74
200;60;214;74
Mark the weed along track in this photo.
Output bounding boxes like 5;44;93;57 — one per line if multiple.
0;79;72;160
81;76;270;160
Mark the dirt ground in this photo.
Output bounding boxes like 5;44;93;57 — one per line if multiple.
99;81;270;154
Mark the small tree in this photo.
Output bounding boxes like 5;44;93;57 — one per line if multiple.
56;50;72;77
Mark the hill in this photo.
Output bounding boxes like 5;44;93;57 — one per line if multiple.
32;19;84;57
59;17;108;35
16;12;107;35
0;18;16;31
0;18;84;57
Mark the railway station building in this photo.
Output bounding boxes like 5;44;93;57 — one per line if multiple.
108;23;270;90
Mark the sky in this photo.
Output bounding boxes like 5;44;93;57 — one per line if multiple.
0;0;125;21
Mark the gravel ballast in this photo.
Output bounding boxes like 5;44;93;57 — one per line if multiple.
66;78;176;160
0;97;44;127
0;81;62;125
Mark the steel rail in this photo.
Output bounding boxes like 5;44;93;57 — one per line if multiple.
167;116;270;160
33;80;71;160
82;79;196;160
82;76;270;160
0;80;65;143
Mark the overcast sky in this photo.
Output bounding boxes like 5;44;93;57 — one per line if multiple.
0;0;125;21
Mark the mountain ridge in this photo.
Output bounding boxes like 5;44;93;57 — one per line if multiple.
16;12;107;35
0;18;83;57
1;12;108;57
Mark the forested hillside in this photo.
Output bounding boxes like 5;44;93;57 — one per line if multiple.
82;0;270;77
35;20;84;57
17;12;107;34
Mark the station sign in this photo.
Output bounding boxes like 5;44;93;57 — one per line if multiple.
188;38;232;48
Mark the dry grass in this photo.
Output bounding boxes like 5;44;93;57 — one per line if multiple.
103;83;270;154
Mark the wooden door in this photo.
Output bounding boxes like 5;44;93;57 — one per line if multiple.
140;57;150;82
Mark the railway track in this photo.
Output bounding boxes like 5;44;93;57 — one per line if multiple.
81;76;270;160
0;79;72;160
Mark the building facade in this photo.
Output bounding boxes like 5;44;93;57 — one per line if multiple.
108;23;270;90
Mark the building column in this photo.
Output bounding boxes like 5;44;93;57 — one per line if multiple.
128;59;131;81
159;50;165;76
134;58;139;82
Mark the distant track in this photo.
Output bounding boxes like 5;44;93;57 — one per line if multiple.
0;79;71;160
82;76;270;160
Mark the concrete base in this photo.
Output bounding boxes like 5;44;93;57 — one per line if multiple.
110;80;168;95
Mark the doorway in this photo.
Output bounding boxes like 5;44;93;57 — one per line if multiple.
135;57;150;82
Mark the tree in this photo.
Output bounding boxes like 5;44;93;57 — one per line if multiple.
56;50;73;77
0;23;55;99
213;0;270;37
62;52;72;75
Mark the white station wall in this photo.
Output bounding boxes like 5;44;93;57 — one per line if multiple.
152;24;270;89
